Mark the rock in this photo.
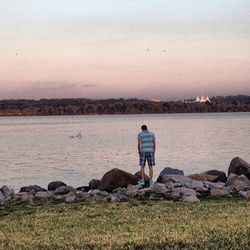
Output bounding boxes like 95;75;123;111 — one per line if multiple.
170;187;196;201
35;191;50;199
54;185;75;195
52;194;64;201
76;186;91;192
160;175;192;186
76;191;89;201
166;182;175;191
210;189;230;197
228;157;250;180
65;196;76;203
19;185;46;194
126;185;142;198
99;191;109;196
89;179;101;190
0;191;5;202
137;188;153;198
184;180;204;190
98;168;138;192
188;174;218;182
113;187;127;194
48;181;67;191
156;167;184;182
224;185;235;193
182;195;200;202
225;174;250;191
202;170;227;182
195;187;210;195
172;183;183;188
16;192;34;203
0;185;15;197
149;193;164;200
152;183;168;194
90;189;101;195
65;192;76;203
111;192;128;202
203;181;225;190
239;191;250;199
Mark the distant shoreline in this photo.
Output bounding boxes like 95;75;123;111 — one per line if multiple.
0;95;250;116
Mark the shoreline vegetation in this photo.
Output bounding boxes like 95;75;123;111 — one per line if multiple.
0;157;250;249
0;95;250;116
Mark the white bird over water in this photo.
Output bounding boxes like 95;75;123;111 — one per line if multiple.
69;131;82;139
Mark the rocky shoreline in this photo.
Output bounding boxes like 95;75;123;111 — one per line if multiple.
1;157;250;205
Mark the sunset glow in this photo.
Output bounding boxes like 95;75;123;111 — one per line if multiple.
0;0;249;100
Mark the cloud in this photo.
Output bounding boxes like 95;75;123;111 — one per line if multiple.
79;83;98;88
32;82;77;90
0;81;99;99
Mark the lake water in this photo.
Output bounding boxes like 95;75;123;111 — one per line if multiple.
0;113;250;191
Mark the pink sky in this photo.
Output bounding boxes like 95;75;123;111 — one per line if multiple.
0;0;250;100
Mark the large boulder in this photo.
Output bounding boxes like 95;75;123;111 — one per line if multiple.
157;167;184;182
225;173;250;192
202;170;227;182
228;157;250;180
19;185;46;194
98;168;138;192
188;174;218;182
89;179;101;190
48;181;67;191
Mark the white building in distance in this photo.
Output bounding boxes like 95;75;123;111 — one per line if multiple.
195;96;211;103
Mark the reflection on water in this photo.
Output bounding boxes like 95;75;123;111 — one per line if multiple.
0;113;250;190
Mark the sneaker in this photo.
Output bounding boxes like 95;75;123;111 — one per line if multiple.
138;179;145;186
149;180;154;188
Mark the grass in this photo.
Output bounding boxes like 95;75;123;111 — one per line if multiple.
0;198;249;249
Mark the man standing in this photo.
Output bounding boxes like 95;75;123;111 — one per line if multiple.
137;125;156;187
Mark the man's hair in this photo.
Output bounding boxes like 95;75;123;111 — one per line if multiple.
141;125;148;130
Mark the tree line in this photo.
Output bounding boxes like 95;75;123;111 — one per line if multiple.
0;96;249;116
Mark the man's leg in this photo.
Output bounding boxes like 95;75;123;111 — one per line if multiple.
138;153;145;185
140;166;145;180
149;165;153;181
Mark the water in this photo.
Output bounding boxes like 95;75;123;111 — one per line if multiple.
0;113;249;191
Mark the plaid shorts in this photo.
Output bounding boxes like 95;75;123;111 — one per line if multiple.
139;152;155;167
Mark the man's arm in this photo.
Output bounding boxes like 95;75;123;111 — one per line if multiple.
138;139;141;153
153;137;156;153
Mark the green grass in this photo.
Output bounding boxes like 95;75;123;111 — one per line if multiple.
0;199;249;249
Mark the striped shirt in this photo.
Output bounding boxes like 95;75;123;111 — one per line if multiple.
138;130;155;153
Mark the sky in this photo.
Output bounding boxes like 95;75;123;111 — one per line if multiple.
0;0;250;100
